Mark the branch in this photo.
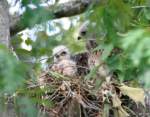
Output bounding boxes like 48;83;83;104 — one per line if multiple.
0;0;10;47
10;0;101;36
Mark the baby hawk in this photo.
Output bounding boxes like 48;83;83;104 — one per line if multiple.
77;21;111;81
51;45;77;78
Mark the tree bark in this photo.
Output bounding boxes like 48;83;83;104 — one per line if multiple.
0;103;16;117
10;0;101;36
0;0;10;47
0;1;16;117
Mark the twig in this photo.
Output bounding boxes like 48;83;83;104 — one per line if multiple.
131;6;150;9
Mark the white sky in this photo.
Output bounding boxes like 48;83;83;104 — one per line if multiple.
8;0;72;51
7;0;71;15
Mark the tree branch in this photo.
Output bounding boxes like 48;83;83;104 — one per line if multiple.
0;0;10;47
10;0;100;36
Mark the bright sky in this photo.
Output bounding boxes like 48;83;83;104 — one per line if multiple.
7;0;71;15
58;0;70;3
7;0;72;51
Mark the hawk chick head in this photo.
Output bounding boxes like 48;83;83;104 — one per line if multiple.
77;21;98;51
77;21;89;40
52;45;70;63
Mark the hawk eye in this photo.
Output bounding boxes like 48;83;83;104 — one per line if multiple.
61;51;67;56
81;31;86;36
55;54;59;58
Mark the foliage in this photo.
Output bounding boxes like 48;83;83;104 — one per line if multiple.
1;0;150;116
0;45;27;94
84;0;150;83
0;45;38;117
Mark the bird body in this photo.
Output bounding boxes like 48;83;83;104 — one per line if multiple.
77;21;111;81
51;45;77;78
51;59;77;78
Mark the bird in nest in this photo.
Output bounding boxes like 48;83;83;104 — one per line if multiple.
50;45;77;78
77;21;111;82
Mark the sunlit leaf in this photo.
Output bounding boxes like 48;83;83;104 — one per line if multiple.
119;85;145;105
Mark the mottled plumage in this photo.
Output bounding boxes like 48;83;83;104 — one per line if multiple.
77;21;111;81
72;52;89;76
51;45;77;78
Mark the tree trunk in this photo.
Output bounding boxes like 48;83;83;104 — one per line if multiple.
0;0;16;116
0;0;10;47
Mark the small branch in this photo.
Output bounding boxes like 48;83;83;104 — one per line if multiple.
131;6;150;9
10;0;101;36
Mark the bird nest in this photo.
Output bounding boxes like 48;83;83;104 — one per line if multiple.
31;71;148;117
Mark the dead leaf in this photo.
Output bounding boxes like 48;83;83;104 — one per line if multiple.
112;94;122;108
118;106;129;117
119;85;145;105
